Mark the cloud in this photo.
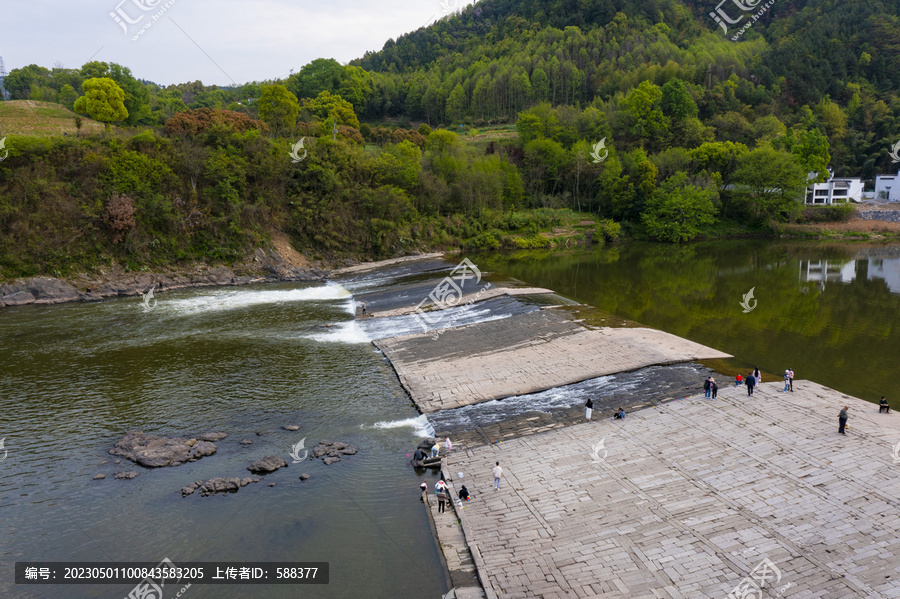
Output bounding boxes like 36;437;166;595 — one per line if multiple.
2;0;473;86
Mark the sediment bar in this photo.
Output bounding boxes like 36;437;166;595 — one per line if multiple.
443;381;900;598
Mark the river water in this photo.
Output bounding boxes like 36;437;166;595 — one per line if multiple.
472;240;900;403
2;240;899;598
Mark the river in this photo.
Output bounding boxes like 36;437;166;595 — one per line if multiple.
1;240;899;598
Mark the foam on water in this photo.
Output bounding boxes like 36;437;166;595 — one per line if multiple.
359;297;539;341
304;320;373;344
162;282;353;316
366;414;435;439
427;364;705;432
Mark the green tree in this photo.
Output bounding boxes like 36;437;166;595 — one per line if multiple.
3;64;51;99
621;81;668;147
690;141;749;187
57;84;78;109
594;155;631;218
300;90;360;130
258;84;300;137
660;78;697;122
733;145;807;221
426;129;458;154
773;128;831;182
531;68;550;103
642;172;718;242
368;140;422;192
338;66;374;107
80;62;152;126
287;58;346;99
74;77;128;130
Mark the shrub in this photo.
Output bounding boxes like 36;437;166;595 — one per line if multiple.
595;219;621;243
799;204;857;223
512;234;552;248
104;193;136;243
164;108;269;137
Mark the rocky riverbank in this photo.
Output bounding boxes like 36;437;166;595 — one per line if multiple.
0;246;453;310
0;246;329;309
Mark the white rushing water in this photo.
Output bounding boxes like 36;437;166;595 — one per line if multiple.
366;414;436;438
304;320;373;344
162;281;353;316
357;296;540;340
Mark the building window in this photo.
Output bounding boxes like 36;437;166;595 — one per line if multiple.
833;189;847;196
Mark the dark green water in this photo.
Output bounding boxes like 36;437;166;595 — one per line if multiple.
473;240;900;405
0;281;447;599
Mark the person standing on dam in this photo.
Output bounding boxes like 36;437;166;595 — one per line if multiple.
839;406;849;434
492;462;503;490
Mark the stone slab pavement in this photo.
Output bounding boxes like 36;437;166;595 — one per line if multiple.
444;381;900;598
375;309;731;413
424;487;487;598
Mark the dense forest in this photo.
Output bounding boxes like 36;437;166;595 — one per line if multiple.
1;0;898;277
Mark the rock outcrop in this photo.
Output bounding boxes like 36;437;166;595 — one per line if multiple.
310;441;359;465
247;456;289;474
109;431;219;467
181;477;260;497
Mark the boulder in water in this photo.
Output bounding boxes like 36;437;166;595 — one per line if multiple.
183;477;260;497
417;437;436;451
247;456;288;474
110;431;219;468
115;471;138;480
311;441;359;464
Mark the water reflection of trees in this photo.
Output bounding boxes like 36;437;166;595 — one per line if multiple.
480;241;900;401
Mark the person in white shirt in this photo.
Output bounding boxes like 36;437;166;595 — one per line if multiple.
492;462;502;490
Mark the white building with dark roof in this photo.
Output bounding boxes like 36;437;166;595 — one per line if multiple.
805;170;864;204
874;170;900;201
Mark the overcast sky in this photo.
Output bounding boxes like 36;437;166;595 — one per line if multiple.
3;0;475;86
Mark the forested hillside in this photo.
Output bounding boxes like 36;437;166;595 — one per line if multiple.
1;0;898;278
